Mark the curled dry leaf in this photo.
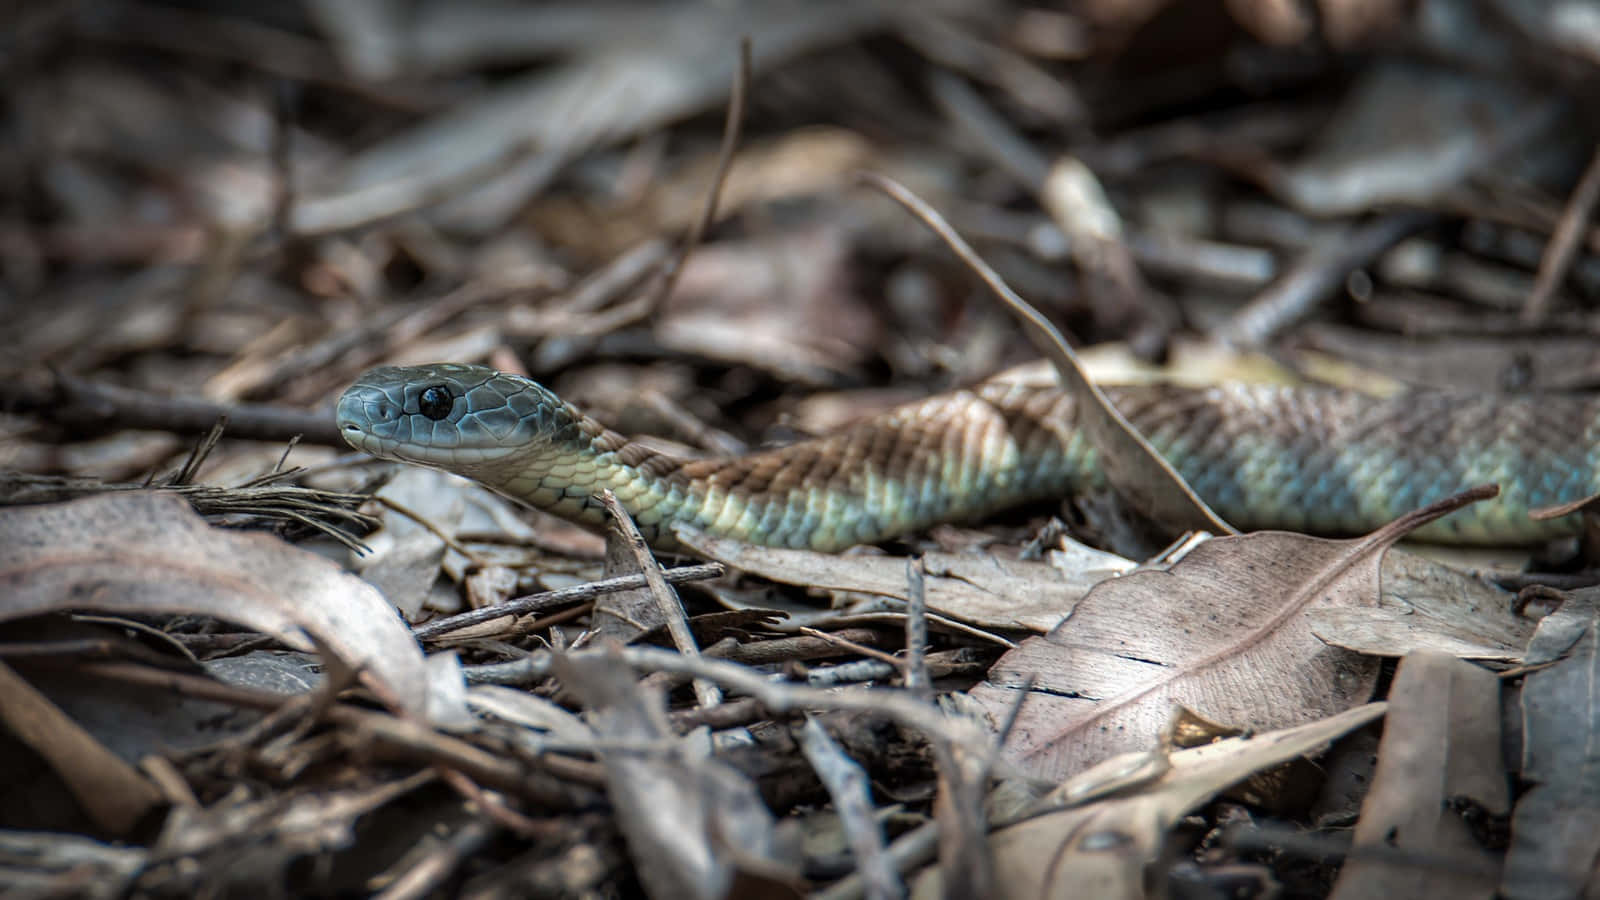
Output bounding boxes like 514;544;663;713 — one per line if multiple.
593;493;677;642
0;492;430;718
969;487;1494;782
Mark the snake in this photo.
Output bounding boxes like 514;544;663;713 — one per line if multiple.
335;363;1600;551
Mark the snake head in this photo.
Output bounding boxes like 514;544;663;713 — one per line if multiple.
336;363;581;475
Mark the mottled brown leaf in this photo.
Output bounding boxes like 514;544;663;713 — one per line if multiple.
969;487;1492;781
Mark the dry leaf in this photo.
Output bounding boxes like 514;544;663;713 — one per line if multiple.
655;228;880;385
0;492;431;718
1329;651;1505;900
1307;550;1534;663
675;525;1126;632
969;488;1491;781
466;685;592;745
552;650;795;900
1502;589;1600;898
912;704;1386;899
592;500;673;641
351;468;462;619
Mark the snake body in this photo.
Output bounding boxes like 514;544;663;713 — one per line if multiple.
336;364;1600;550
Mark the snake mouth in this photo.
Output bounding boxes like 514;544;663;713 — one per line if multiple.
335;386;418;463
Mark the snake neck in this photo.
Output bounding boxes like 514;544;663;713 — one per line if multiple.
471;385;1095;552
466;398;691;543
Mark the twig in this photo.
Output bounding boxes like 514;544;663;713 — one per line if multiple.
502;601;595;640
807;659;900;687
411;563;724;641
610;646;991;753
1215;211;1434;346
636;38;752;313
928;69;1049;188
511;239;671;327
796;627;904;671
170;418;228;486
1522;143;1600;324
903;557;930;698
68;661;600;809
639;389;747;455
371;818;495;900
375;495;490;569
0;370;342;445
0;473;375;550
858;170;1233;537
801;717;906;900
814;819;941;900
989;672;1035;756
721;628;886;666
466;644;990;756
668;696;766;732
598;490;721;708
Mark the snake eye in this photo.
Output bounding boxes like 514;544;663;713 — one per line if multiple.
418;385;455;420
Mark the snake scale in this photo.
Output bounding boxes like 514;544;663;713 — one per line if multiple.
336;363;1600;550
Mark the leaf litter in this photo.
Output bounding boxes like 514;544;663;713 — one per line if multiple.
6;2;1600;896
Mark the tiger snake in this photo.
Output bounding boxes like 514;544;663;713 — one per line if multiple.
336;363;1600;551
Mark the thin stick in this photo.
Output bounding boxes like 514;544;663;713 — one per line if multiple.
375;495;490;569
902;556;931;697
1523;142;1600;324
599;490;721;708
858;171;1233;537
411;563;723;640
638;38;752;312
1217;211;1432;345
1;371;341;444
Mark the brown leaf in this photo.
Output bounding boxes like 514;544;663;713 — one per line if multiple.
0;492;430;717
969;487;1494;781
1306;549;1534;663
911;704;1386;900
655;228;881;385
1329;651;1505;900
1502;589;1600;897
674;525;1126;632
552;650;793;900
